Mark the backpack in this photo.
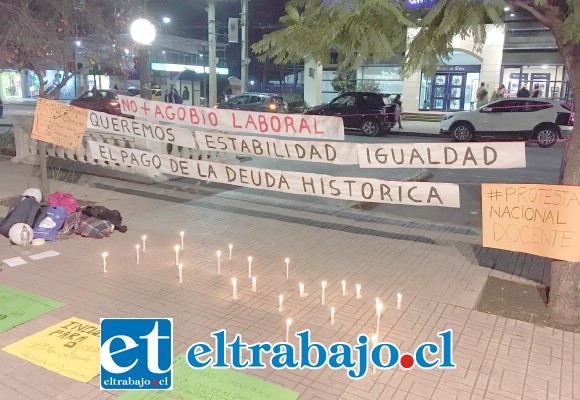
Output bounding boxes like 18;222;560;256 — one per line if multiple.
81;205;127;233
33;206;68;241
48;192;79;215
0;197;41;237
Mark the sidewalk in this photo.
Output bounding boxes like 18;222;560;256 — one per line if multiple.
0;160;578;400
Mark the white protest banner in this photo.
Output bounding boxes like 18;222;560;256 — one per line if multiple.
86;110;197;148
88;140;193;177
357;142;526;169
117;95;345;141
195;131;358;165
90;141;460;208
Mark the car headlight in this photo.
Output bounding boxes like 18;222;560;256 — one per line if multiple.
442;114;455;121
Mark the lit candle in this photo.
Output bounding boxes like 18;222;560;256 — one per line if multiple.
376;299;383;337
142;235;147;252
331;307;335;325
102;252;108;273
371;334;378;374
397;293;402;310
285;318;292;342
321;281;327;306
341;280;346;297
247;256;253;278
252;276;257;292
180;231;184;250
285;258;289;280
135;244;140;264
232;278;238;300
175;245;180;266
279;294;284;312
229;244;233;260
299;282;305;297
217;250;222;275
178;263;183;284
355;284;362;299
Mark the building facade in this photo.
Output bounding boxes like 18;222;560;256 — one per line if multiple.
302;18;570;112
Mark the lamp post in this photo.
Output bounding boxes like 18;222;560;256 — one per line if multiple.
130;18;156;100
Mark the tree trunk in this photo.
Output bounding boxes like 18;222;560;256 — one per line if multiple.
34;69;50;202
549;50;580;326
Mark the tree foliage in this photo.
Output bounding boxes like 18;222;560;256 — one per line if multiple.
253;0;578;79
331;67;356;93
252;0;412;70
0;0;136;97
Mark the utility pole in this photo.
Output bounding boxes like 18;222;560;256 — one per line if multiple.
241;0;249;93
208;0;217;106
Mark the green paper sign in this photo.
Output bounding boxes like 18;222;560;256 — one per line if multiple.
0;286;64;333
118;355;299;400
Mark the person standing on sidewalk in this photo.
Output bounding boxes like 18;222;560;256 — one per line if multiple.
392;94;403;129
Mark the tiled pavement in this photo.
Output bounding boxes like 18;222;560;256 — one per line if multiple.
0;161;578;399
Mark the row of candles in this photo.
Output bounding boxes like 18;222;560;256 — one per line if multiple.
100;232;404;345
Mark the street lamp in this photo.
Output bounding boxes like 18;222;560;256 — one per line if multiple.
130;18;156;100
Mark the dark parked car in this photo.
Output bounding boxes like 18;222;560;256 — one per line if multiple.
216;93;288;113
70;89;134;117
304;92;396;136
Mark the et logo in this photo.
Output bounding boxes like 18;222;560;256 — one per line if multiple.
100;318;173;390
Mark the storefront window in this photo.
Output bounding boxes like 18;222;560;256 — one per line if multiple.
0;71;23;98
501;65;569;100
358;66;403;95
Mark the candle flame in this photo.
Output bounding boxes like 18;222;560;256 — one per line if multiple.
102;252;108;257
217;250;222;257
322;281;327;288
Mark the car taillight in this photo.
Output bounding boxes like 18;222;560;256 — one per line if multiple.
381;106;386;114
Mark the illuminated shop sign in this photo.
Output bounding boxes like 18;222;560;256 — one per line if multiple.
150;63;229;75
407;0;435;8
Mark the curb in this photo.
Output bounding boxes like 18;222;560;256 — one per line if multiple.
387;130;450;138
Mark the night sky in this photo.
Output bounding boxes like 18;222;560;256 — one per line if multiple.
147;0;289;81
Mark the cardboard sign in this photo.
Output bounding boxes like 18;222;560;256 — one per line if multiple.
0;286;64;333
118;354;299;400
195;131;358;164
117;95;345;141
89;141;461;208
3;317;100;382
482;183;580;261
87;110;197;148
32;98;88;150
358;142;526;169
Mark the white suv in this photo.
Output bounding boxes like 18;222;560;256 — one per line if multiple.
440;98;574;148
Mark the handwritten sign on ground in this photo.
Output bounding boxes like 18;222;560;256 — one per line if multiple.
358;142;526;169
482;183;580;261
32;98;88;149
195;131;358;164
117;95;345;140
89;141;461;207
118;354;299;400
0;286;64;333
3;317;100;382
86;110;197;148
